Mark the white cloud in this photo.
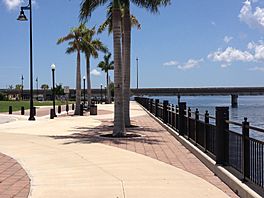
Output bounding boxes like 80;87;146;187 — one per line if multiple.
163;60;178;66
177;58;203;70
249;66;264;71
247;41;264;60
211;21;216;26
208;47;254;63
239;0;264;32
224;36;233;44
221;63;231;68
91;69;101;76
3;0;23;10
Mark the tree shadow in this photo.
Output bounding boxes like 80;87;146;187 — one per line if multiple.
47;120;164;146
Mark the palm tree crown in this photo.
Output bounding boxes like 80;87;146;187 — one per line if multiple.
98;53;114;73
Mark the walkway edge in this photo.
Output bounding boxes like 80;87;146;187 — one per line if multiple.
138;103;261;198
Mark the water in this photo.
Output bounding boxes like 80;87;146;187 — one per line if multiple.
150;95;264;141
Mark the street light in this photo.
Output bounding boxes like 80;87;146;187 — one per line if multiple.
100;84;103;104
17;0;35;120
83;76;86;107
21;75;24;100
51;64;57;117
36;77;38;101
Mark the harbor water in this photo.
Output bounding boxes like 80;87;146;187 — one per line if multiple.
150;95;264;141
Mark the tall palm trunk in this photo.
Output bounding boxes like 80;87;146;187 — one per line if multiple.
112;4;125;137
86;54;92;109
106;71;111;103
75;50;81;115
123;4;131;127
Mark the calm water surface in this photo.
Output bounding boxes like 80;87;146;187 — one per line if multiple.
150;95;264;140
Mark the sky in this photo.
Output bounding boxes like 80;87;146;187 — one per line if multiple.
1;0;264;89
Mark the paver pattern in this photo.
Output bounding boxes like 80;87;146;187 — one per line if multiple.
0;103;239;197
58;107;238;197
0;153;30;198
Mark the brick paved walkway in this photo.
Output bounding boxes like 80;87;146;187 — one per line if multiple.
58;112;238;197
0;153;30;198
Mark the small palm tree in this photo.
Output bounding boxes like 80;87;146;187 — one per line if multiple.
98;53;114;104
80;25;107;109
57;24;84;115
41;84;49;101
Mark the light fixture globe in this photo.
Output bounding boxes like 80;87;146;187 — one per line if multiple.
83;76;86;80
51;64;56;70
17;10;28;21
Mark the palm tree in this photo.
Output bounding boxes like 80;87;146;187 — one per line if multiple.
80;25;107;109
15;84;22;100
80;0;171;135
98;3;140;126
41;84;49;101
81;0;125;137
57;25;84;115
98;53;114;104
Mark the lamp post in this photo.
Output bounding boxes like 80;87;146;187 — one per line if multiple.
51;64;57;117
21;75;24;100
83;76;86;107
36;77;38;101
136;57;139;90
100;84;103;104
17;0;35;120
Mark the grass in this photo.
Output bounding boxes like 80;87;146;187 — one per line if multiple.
0;100;72;112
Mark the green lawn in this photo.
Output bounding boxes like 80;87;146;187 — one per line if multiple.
0;101;72;112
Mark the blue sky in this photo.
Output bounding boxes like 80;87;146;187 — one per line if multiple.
1;0;264;89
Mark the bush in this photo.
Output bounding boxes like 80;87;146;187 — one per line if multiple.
0;92;7;101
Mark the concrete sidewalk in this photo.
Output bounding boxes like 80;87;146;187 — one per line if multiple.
0;102;230;197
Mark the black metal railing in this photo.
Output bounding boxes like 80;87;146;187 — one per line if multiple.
135;97;264;192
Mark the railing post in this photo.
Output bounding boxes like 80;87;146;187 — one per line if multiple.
150;99;153;113
171;105;176;129
204;110;209;152
215;107;229;165
171;104;174;127
163;100;169;124
242;117;250;181
155;99;159;117
187;107;191;139
178;102;186;136
195;109;199;144
175;105;179;130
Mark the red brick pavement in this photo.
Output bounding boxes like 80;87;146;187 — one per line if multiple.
0;153;30;198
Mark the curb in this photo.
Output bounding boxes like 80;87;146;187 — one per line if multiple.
138;103;262;198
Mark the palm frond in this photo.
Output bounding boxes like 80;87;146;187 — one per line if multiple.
131;0;171;13
131;15;141;30
57;33;75;45
79;0;109;22
66;46;77;54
